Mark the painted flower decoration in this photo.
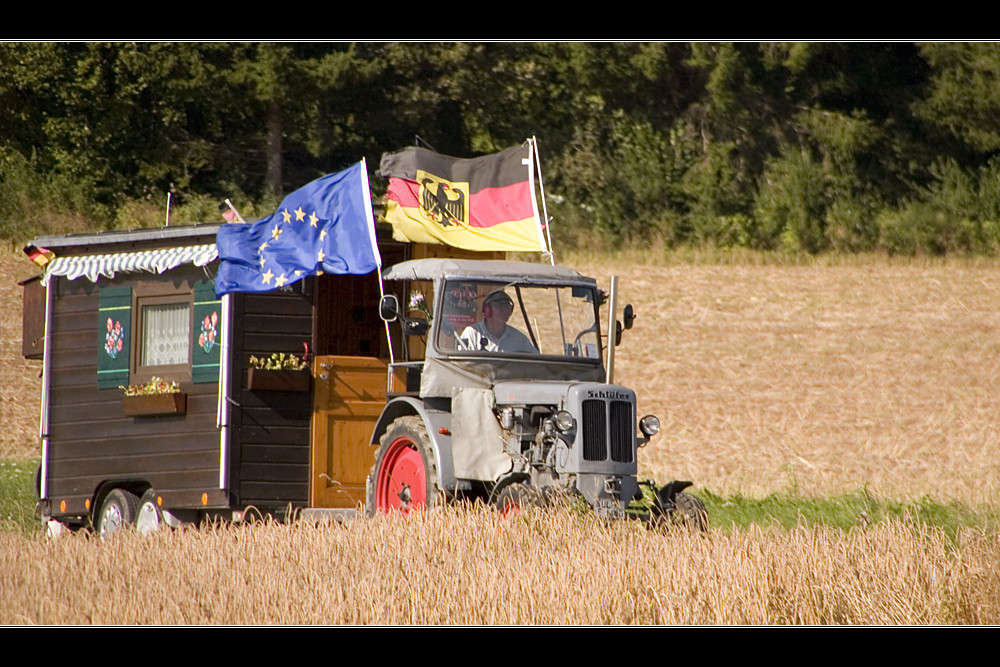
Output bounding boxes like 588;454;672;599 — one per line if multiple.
105;319;125;359
200;310;218;353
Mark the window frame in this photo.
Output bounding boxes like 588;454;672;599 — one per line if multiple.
129;282;194;386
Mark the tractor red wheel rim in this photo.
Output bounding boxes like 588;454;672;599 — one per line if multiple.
501;500;522;518
376;437;426;513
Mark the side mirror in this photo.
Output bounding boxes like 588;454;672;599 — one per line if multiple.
615;320;623;346
623;304;635;330
379;295;399;322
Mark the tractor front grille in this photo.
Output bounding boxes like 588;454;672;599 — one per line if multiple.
581;399;634;463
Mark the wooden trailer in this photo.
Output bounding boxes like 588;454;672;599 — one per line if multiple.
25;221;499;533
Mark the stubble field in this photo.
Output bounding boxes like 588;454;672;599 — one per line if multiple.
2;245;1000;624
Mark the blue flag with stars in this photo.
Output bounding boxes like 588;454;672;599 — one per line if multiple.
214;161;381;298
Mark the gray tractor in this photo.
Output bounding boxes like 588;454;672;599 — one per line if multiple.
366;258;706;528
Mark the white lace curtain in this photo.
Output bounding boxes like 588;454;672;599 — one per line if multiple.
141;302;190;366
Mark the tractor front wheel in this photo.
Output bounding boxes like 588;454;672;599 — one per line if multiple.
493;481;544;517
672;492;709;531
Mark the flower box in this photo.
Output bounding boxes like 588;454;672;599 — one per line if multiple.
248;367;311;392
122;392;187;417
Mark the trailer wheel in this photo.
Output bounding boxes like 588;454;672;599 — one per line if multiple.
135;489;164;536
494;482;544;517
96;488;139;539
367;416;441;516
672;492;709;531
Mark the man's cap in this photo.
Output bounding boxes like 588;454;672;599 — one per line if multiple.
483;290;513;308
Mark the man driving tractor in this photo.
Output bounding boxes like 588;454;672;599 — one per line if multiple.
457;289;537;354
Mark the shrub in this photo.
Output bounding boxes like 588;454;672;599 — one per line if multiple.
753;147;829;253
879;203;957;255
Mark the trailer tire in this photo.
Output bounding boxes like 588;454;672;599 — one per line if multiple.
672;492;709;532
135;489;164;536
367;416;442;517
96;488;139;539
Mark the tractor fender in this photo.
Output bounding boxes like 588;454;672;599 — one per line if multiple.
371;397;456;492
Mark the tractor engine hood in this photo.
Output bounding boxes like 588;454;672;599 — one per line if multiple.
420;355;606;398
489;379;629;407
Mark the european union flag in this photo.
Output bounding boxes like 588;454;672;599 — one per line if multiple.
214;160;381;298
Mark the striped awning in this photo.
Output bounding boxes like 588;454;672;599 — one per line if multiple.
42;243;218;286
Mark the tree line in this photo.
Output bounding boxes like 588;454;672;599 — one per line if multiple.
3;41;1000;255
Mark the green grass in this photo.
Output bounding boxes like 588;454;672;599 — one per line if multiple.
697;489;995;542
0;457;994;539
0;459;41;534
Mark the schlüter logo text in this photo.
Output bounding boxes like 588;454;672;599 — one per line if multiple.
586;389;632;400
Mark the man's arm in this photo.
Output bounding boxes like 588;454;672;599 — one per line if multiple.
457;325;494;351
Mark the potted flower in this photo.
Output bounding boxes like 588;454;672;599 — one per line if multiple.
409;290;432;321
120;377;187;416
247;352;311;392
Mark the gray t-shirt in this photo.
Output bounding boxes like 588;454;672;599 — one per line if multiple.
458;320;537;354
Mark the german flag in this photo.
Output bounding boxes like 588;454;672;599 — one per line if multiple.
23;244;55;269
379;143;547;252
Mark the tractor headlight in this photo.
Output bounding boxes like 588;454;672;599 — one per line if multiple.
554;410;575;433
639;414;661;437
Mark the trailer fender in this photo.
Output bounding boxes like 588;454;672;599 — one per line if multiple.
371;397;456;491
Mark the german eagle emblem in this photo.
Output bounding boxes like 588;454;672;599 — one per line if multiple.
417;170;469;228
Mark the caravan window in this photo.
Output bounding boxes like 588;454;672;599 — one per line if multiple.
132;286;193;384
141;299;190;366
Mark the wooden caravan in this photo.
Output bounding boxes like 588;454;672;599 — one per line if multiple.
25;222;500;533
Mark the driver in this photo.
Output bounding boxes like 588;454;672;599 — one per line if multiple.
457;289;537;353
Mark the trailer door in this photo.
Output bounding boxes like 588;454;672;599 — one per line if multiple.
309;355;404;508
308;263;406;510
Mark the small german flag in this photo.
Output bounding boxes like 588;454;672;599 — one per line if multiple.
379;143;547;253
23;244;55;269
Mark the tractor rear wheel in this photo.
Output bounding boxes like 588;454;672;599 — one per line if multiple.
367;416;442;517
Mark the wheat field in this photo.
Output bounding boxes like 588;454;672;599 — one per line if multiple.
3;245;1000;625
3;506;999;625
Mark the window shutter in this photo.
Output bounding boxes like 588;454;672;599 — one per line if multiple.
97;286;132;389
192;281;222;383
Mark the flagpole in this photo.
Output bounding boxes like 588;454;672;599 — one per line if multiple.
531;136;556;266
360;157;395;367
224;199;246;224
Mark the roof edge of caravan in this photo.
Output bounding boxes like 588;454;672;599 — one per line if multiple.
30;223;227;255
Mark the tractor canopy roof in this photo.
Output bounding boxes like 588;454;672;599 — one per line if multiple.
383;258;596;287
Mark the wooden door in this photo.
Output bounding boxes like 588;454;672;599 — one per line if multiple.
309;355;404;509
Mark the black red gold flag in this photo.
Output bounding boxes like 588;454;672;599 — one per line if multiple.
379;143;547;252
23;245;55;269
